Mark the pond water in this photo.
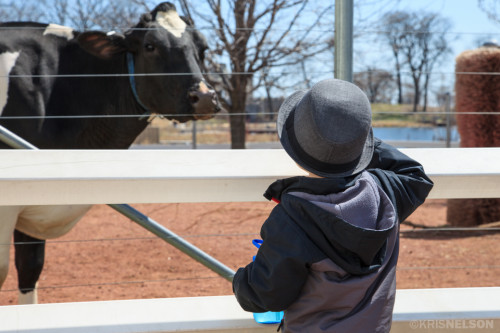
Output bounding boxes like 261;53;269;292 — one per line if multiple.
373;126;460;142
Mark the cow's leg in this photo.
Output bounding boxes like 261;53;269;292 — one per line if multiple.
14;230;45;304
13;205;92;304
0;207;21;292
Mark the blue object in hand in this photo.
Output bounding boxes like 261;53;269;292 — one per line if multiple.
251;239;284;325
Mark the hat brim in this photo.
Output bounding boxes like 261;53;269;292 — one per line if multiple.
277;91;374;178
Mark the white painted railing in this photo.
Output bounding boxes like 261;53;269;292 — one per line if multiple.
0;288;498;332
1;148;500;205
1;148;499;332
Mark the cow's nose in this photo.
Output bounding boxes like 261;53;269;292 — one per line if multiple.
189;81;220;119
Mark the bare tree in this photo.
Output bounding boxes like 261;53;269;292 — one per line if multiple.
0;0;46;21
420;14;453;111
380;11;409;105
0;0;153;31
354;67;394;104
177;0;332;149
478;0;500;22
382;11;452;112
51;0;70;25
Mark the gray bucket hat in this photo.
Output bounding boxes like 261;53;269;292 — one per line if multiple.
277;79;374;178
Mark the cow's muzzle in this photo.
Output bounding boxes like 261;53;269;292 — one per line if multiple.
189;81;221;120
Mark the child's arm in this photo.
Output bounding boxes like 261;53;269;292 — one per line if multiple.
232;210;310;313
367;138;434;222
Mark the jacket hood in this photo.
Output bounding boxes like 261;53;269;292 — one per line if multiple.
264;172;397;275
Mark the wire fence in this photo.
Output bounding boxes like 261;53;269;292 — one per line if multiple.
0;230;499;293
1;110;500;120
1;21;499;302
4;70;500;78
0;24;498;36
0;213;499;295
0;20;499;119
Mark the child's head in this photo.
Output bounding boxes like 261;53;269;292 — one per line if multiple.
277;79;373;178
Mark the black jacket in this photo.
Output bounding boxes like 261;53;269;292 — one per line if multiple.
232;139;433;333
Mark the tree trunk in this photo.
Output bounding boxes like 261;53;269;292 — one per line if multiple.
412;76;420;112
229;113;246;149
394;56;403;104
229;88;248;149
422;73;430;112
412;87;420;112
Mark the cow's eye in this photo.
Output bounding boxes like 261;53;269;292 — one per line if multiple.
145;44;155;52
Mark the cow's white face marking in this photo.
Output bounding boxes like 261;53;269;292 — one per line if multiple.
156;10;187;38
43;23;74;40
0;51;20;116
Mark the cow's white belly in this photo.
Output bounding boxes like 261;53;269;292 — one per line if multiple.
11;205;92;239
0;205;91;288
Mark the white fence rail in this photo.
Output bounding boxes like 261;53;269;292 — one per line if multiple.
1;148;500;205
0;288;498;333
1;148;499;332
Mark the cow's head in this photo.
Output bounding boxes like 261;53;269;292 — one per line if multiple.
77;2;220;122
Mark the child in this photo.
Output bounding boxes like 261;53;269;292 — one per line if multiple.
232;79;433;332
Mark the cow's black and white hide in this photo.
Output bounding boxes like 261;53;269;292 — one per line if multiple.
0;2;220;304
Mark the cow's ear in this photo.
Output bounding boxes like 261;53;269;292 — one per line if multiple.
77;31;127;59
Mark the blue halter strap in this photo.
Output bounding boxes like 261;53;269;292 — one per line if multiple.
126;52;152;119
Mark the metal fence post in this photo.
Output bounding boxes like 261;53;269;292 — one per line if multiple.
334;0;354;82
0;126;38;150
109;204;234;282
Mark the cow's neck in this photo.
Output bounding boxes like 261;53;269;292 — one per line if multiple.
126;52;153;120
45;52;151;149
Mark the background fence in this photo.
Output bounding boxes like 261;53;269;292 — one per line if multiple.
0;148;499;332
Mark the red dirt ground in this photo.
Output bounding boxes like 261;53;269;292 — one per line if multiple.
1;199;499;305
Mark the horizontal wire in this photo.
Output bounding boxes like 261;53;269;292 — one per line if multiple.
4;72;212;78
0;26;334;33
0;275;222;293
397;265;500;271
0;25;497;37
0;111;499;121
371;111;498;115
1;265;499;294
401;228;500;233
0;232;260;247
3;71;500;79
1;231;497;292
2;227;499;247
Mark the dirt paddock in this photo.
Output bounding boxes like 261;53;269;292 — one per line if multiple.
1;199;499;305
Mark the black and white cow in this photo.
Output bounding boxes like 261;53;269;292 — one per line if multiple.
0;2;220;304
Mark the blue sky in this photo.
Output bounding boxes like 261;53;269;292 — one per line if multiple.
356;0;500;63
350;0;500;102
400;0;500;53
